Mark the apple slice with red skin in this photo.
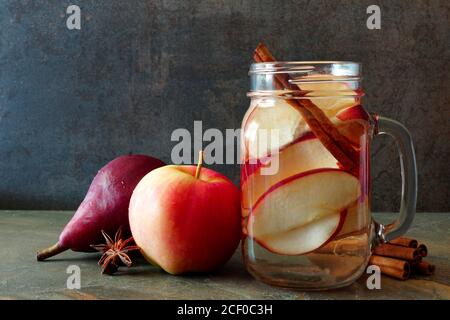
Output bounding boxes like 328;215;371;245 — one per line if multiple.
255;210;347;256
240;104;368;186
241;132;317;184
299;79;360;118
241;133;339;218
247;169;361;255
241;105;369;218
243;98;304;160
242;83;361;161
334;105;370;146
242;104;369;182
278;104;369;149
336;104;369;122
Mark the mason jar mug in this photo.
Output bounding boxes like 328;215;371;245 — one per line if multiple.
240;61;417;290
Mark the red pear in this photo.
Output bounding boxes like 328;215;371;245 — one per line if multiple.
37;154;165;261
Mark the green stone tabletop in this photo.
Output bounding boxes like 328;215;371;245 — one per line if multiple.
0;211;449;299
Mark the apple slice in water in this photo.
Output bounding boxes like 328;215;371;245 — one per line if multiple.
243;98;303;160
243;103;368;164
300;79;358;118
248;169;361;255
241;134;338;217
334;105;370;146
336;104;369;122
336;198;370;238
241;104;369;218
256;211;346;256
243;95;362;161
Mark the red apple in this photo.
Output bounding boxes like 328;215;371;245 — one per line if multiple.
129;155;241;275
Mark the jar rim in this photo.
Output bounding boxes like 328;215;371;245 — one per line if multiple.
248;61;363;98
249;61;362;77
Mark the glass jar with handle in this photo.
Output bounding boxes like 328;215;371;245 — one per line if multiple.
240;46;417;290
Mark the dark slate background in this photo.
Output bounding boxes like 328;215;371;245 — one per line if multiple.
0;0;449;211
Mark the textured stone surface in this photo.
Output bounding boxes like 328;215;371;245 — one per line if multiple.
0;1;449;211
0;210;449;299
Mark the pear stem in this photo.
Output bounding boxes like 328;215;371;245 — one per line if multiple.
37;242;68;261
194;150;204;179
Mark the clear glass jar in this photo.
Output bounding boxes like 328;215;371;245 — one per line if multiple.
240;62;417;290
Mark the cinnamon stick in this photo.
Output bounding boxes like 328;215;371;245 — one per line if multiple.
369;255;410;280
417;244;428;257
369;255;410;270
373;243;420;261
413;260;435;275
377;266;410;280
412;255;423;264
253;43;359;172
389;237;418;248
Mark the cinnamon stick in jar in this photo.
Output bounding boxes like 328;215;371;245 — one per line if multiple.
252;43;359;173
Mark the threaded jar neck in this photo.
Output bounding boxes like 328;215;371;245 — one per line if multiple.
248;61;363;99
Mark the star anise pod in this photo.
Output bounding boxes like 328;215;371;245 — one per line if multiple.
90;227;140;275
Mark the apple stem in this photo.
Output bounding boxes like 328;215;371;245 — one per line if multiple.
36;242;68;261
195;150;204;179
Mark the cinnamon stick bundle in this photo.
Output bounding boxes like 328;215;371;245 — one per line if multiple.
253;43;359;172
369;237;435;280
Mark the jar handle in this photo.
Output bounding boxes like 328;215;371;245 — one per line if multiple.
371;115;418;244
